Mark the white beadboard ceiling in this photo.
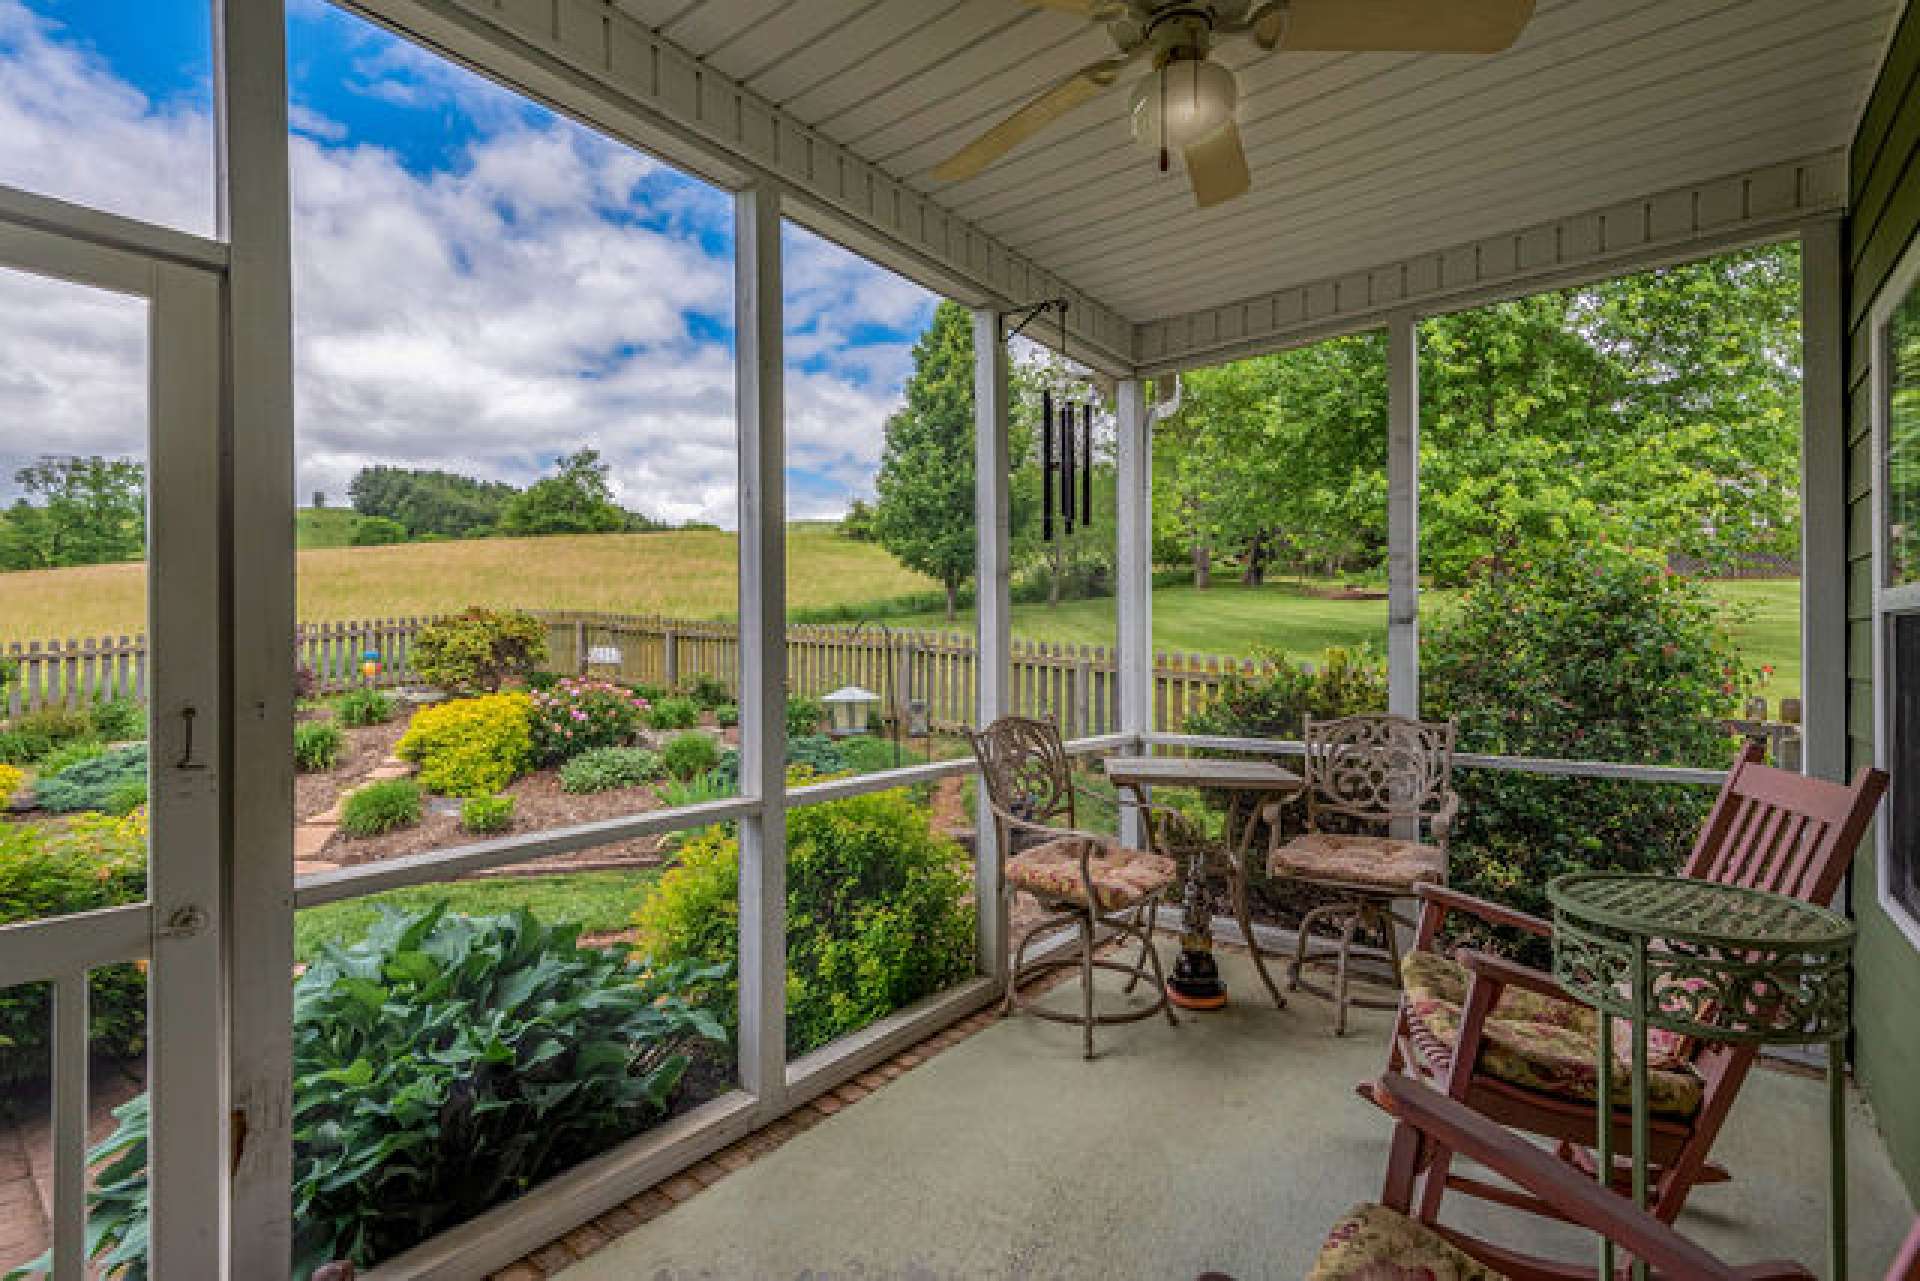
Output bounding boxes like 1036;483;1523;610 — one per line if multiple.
611;0;1899;324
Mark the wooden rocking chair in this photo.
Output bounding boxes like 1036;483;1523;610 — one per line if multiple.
1368;740;1887;1271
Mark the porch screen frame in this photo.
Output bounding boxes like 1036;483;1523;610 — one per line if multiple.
1869;223;1920;952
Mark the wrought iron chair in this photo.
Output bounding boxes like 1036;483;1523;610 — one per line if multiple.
968;715;1179;1058
1262;713;1458;1035
1371;741;1888;1263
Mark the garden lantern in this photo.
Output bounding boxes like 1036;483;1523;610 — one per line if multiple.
823;685;881;738
360;648;381;680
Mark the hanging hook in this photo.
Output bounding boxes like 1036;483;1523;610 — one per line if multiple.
176;705;204;770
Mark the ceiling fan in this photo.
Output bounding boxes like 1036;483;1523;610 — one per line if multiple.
931;0;1536;209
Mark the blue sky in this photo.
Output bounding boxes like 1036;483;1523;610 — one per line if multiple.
0;0;939;523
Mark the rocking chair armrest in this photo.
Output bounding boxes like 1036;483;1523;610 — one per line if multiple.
1412;884;1553;941
1376;1075;1770;1281
1455;948;1577;1007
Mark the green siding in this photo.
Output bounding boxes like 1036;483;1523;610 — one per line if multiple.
1848;0;1920;1204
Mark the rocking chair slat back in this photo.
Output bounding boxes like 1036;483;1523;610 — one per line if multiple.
1684;741;1886;909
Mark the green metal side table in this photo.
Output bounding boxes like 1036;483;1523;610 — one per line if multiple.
1548;871;1856;1281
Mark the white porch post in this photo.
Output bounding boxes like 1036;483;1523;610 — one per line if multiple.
974;306;1011;982
1115;377;1152;848
735;183;788;1110
1800;219;1847;782
218;0;298;1274
1387;311;1421;718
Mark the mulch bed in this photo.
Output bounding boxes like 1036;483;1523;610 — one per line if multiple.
297;719;410;821
322;766;674;867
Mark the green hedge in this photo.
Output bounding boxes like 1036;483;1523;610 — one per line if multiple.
635;789;975;1055
0;813;149;1084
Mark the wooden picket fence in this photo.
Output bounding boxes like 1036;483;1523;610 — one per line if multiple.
2;612;1273;735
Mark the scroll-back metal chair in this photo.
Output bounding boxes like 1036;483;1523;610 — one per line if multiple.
969;715;1179;1059
1262;713;1458;1035
1372;740;1888;1268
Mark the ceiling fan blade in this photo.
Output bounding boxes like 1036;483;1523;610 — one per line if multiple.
1019;0;1126;14
1275;0;1535;52
1184;121;1251;209
932;55;1134;183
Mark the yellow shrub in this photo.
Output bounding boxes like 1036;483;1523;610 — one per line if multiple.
395;693;534;797
0;763;23;808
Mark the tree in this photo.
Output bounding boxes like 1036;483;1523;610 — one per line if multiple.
0;455;145;570
499;449;629;537
840;499;877;541
873;303;979;619
348;466;516;540
1153;335;1386;586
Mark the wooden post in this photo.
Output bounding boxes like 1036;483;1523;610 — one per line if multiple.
1387;310;1420;719
734;183;787;1115
663;627;680;689
218;0;297;1270
1116;378;1152;844
1800;219;1846;782
974;306;1012;983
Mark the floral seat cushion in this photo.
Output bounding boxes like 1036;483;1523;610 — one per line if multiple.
1005;837;1176;911
1269;832;1447;893
1400;951;1704;1118
1309;1202;1507;1280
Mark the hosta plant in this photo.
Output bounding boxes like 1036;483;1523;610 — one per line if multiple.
6;906;729;1281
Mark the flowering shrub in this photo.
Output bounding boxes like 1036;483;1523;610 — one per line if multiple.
0;763;23;807
529;678;648;764
396;693;534;797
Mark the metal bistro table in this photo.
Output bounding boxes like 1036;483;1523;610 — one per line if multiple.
1548;872;1856;1281
1101;756;1301;1010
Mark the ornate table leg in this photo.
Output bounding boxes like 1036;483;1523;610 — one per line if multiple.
1167;791;1235;1010
1830;1044;1849;1281
1596;1008;1615;1281
1629;936;1650;1281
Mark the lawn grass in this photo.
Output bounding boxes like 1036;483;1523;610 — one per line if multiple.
0;523;935;640
293;868;658;963
0;532;1802;704
894;577;1804;702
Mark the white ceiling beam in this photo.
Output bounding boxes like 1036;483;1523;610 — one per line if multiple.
1134;151;1849;375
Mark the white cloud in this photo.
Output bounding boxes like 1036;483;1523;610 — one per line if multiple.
0;1;934;526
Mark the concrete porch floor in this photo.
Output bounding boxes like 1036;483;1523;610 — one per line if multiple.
557;948;1912;1281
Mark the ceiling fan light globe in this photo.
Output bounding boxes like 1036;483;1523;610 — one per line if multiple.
1127;58;1237;152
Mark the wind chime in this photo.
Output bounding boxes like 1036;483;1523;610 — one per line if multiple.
1009;298;1094;543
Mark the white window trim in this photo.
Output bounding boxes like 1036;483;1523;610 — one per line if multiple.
1868;226;1920;953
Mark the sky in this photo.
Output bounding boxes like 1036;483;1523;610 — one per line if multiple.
0;0;939;525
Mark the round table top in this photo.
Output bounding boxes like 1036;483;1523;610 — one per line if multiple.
1547;872;1854;951
1100;755;1301;791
